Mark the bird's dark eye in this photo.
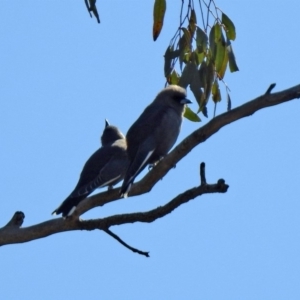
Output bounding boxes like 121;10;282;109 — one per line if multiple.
173;94;185;102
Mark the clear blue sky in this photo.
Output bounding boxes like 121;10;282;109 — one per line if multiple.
1;1;300;299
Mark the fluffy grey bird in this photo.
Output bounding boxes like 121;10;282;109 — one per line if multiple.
120;85;192;197
53;120;128;217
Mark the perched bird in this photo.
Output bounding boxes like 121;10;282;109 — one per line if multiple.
53;120;128;217
120;85;192;197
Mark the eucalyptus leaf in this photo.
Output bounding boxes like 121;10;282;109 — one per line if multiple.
190;69;204;109
153;0;166;41
222;13;236;41
178;62;198;88
188;9;197;36
196;26;208;53
212;79;221;102
215;31;226;74
169;70;180;85
205;60;215;102
227;40;239;72
184;106;201;122
218;41;228;79
179;29;192;70
164;46;172;77
209;25;216;61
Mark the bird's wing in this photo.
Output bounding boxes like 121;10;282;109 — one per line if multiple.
126;104;167;157
52;145;125;217
121;103;181;197
120;135;156;197
120;105;166;196
126;139;156;184
69;146;117;198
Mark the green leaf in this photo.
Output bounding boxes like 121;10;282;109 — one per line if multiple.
205;60;215;103
179;28;192;69
195;49;205;65
180;28;191;48
212;79;221;102
190;67;204;109
153;0;166;41
210;23;224;69
164;46;172;77
170;49;180;59
184;106;201;122
196;26;208;53
227;40;239;72
188;9;197;36
214;23;222;41
196;59;214;116
164;47;180;78
215;31;226;74
217;40;228;79
222;13;236;41
198;61;207;94
168;70;180;85
209;25;216;60
178;62;198;88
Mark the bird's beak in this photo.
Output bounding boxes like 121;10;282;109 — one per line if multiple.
105;119;110;127
180;98;192;104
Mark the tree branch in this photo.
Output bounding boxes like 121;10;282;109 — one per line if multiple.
265;83;276;95
75;83;300;215
200;162;206;185
0;83;299;248
103;228;150;257
2;211;25;228
0;176;228;247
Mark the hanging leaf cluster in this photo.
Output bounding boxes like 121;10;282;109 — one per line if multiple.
158;1;238;121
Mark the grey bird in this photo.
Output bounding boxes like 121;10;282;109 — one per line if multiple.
53;120;128;217
120;85;192;197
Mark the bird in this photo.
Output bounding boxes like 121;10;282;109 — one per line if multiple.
52;120;128;217
120;85;192;197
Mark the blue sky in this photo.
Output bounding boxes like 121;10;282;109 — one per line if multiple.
1;1;300;299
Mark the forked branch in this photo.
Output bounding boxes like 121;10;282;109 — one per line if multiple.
0;83;299;251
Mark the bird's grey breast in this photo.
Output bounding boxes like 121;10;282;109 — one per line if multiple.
151;106;182;160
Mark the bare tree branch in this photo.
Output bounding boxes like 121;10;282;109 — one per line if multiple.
200;162;206;185
0;177;228;247
103;228;150;257
2;211;25;228
265;83;276;95
0;83;299;248
76;83;300;215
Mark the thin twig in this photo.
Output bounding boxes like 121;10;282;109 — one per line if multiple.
2;211;25;228
200;162;206;185
265;83;276;95
213;102;217;117
103;228;150;257
198;0;206;29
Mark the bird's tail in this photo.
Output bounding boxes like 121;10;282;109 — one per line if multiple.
119;180;133;198
52;195;86;218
